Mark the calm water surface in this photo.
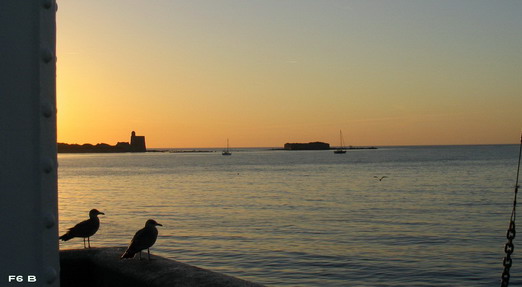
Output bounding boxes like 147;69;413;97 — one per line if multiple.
58;145;521;286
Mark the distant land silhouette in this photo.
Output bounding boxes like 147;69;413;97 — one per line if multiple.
284;142;330;150
58;131;146;153
283;141;377;151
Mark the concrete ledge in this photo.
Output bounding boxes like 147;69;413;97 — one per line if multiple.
60;247;265;287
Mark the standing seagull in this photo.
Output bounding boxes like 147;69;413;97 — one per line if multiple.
121;219;163;261
59;209;104;248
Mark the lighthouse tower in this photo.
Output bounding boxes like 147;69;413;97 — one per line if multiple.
130;131;146;152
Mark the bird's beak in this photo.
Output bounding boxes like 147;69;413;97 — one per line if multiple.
157;223;163;226
99;212;105;215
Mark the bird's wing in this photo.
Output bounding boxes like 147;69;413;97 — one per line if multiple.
68;219;91;231
64;217;100;238
127;227;157;252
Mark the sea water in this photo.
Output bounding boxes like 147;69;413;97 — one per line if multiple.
58;145;521;286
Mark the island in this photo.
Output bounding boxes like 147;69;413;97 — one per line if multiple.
282;141;377;151
58;131;146;153
284;142;330;150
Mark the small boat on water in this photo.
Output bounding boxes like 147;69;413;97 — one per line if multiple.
222;139;232;156
334;130;347;154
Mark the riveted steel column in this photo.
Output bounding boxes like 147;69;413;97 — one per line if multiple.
0;1;59;286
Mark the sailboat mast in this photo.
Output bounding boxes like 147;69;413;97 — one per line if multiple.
222;138;232;155
334;130;347;154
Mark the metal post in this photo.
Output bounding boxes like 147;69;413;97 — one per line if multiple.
0;0;59;286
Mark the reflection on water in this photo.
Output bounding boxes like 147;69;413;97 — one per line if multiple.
58;145;520;286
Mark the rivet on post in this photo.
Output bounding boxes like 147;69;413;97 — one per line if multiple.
42;159;54;174
45;267;58;284
42;0;53;9
42;103;54;118
41;48;54;64
43;213;56;229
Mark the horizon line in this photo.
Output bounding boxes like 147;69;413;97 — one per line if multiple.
148;143;518;150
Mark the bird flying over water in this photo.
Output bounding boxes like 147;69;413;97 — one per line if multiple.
59;209;104;248
374;176;388;181
121;219;163;261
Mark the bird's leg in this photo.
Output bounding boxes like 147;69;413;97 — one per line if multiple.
88;237;91;248
148;248;151;261
83;238;86;249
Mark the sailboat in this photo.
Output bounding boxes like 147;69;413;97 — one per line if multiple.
334;130;347;154
222;138;232;156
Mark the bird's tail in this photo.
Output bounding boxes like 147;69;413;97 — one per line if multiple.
59;233;73;241
120;249;136;259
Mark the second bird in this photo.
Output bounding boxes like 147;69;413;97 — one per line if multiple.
121;219;163;261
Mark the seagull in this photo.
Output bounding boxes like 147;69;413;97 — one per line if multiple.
121;219;163;261
374;176;388;181
59;209;104;248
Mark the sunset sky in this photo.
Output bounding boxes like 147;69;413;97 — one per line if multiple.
56;1;522;148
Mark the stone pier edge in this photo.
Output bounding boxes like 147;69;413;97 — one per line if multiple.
60;247;266;287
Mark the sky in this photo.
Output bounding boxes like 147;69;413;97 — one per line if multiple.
56;1;522;148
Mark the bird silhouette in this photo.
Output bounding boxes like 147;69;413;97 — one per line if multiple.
121;219;163;261
374;176;388;181
59;209;104;248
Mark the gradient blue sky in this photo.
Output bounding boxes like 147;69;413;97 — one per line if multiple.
57;1;522;147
